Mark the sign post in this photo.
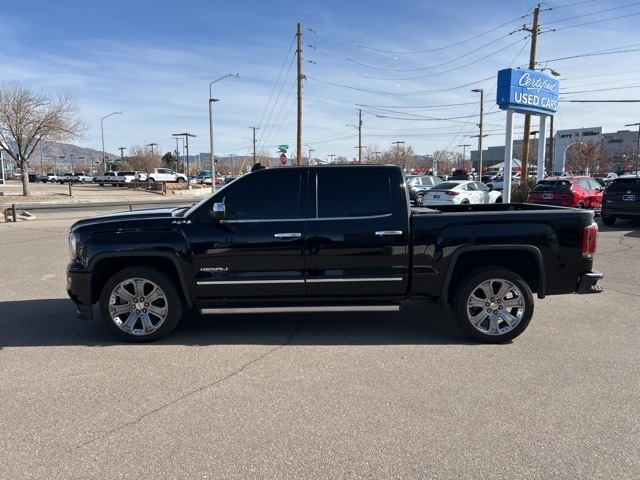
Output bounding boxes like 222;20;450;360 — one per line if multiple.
497;68;559;201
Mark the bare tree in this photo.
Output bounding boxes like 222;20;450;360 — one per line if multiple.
126;144;162;175
565;139;608;175
0;81;87;195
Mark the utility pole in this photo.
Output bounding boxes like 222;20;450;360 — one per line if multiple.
358;109;362;164
118;147;126;168
250;127;259;165
296;23;304;166
522;4;541;180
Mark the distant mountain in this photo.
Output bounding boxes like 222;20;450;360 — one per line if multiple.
28;141;118;171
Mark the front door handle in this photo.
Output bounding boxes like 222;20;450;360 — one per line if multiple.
274;233;302;238
375;230;403;236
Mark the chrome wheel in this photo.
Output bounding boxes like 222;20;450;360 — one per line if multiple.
108;277;168;336
454;268;534;343
464;278;525;336
100;266;182;342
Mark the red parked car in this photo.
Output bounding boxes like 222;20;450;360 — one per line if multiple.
527;176;603;213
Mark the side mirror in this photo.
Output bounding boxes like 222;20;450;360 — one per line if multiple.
212;202;226;220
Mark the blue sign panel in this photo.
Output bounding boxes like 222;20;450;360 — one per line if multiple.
496;68;559;116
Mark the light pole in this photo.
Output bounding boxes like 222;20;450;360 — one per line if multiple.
458;144;471;171
209;74;240;192
347;123;363;164
173;133;196;187
471;88;484;177
308;148;314;164
530;130;539;172
624;123;640;176
101;111;123;171
147;143;157;156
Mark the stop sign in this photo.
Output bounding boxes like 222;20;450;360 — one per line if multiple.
280;153;287;165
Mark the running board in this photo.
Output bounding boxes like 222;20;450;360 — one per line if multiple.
200;305;400;315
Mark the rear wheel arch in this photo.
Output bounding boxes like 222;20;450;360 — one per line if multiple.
439;246;544;304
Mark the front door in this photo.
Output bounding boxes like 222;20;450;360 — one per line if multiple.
190;171;307;300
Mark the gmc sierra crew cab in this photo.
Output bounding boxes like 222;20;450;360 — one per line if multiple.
67;165;603;344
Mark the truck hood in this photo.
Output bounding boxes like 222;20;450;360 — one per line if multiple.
69;207;186;232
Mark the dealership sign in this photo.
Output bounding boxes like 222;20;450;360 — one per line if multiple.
497;68;559;116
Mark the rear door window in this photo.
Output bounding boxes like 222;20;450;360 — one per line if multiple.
315;171;392;218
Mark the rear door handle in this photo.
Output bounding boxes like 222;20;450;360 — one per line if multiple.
274;233;302;238
375;230;403;236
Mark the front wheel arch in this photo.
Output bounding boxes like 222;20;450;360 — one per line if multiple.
99;266;184;342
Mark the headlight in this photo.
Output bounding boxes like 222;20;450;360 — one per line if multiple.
69;233;80;260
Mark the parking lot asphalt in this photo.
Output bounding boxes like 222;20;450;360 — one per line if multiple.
0;204;638;478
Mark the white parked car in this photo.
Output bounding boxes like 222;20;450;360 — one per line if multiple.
420;180;503;206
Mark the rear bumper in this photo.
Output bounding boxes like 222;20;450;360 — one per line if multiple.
576;269;604;294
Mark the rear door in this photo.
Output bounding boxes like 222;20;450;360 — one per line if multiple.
304;169;409;298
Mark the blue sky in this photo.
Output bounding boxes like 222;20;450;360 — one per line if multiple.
2;0;639;163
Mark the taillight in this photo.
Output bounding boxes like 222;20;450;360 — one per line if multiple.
582;223;598;258
445;191;459;196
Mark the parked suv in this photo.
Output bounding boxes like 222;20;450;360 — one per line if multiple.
406;174;443;204
527;176;603;213
601;176;640;225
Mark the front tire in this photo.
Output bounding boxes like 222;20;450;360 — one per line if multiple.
453;267;534;343
99;266;183;342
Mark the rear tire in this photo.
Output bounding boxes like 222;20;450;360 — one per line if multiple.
602;215;616;226
99;266;183;342
453;267;534;343
414;193;424;205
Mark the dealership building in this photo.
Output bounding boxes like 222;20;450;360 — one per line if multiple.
471;127;639;175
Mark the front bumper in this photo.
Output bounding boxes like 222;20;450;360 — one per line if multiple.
67;269;94;319
576;269;604;294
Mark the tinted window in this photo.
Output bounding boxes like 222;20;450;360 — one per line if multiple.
317;171;392;218
433;182;460;190
532;181;571;192
607;179;640;193
223;173;301;220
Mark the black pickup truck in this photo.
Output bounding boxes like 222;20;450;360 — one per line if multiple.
67;165;603;343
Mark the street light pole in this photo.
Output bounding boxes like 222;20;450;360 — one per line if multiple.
209;74;240;192
173;133;196;187
101;111;123;171
458;144;471;171
471;88;484;177
625;123;640;176
147;143;157;156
